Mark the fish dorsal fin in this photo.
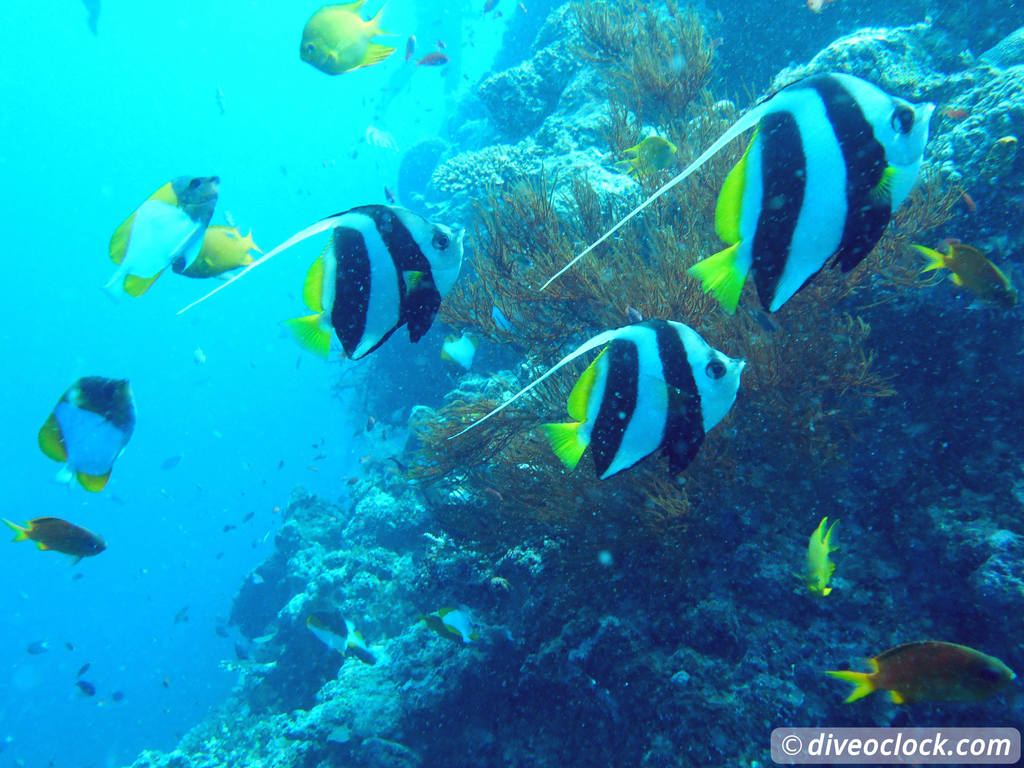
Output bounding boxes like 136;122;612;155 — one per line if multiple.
540;103;768;291
448;327;624;439
177;215;342;315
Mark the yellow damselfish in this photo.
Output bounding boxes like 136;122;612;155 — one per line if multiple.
615;135;677;179
806;516;838;596
180;226;260;279
300;1;394;76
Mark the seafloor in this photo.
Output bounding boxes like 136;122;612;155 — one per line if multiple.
127;2;1024;766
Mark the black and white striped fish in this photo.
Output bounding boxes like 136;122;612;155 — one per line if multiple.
452;320;745;479
542;74;934;314
178;205;463;360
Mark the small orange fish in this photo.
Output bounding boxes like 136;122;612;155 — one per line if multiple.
914;241;1017;308
418;52;449;67
961;190;977;213
940;106;970;121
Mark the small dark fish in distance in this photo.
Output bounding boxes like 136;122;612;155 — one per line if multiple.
76;680;96;697
437;39;446;49
161;455;182;471
223;524;236;533
405;35;416;61
173;606;189;624
77;663;91;678
242;511;255;523
384;186;396;204
234;643;250;660
111;690;125;702
27;641;49;655
483;0;498;11
418;53;449;67
215;626;230;638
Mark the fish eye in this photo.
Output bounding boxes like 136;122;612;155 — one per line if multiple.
432;232;450;250
304;43;315;55
187;178;201;190
891;104;915;134
705;359;727;380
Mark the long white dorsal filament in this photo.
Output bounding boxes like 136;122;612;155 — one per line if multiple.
176;215;341;315
449;326;624;439
539;104;767;291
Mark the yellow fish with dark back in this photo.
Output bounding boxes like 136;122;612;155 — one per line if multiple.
615;135;677;178
913;242;1017;308
301;1;394;75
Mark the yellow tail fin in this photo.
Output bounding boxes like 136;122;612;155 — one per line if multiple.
688;243;747;314
3;518;29;542
826;669;877;703
285;315;331;358
77;471;111;492
912;244;947;274
540;422;588;471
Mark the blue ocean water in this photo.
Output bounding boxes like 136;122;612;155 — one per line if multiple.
0;3;506;766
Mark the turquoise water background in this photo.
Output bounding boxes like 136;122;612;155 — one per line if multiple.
0;2;503;765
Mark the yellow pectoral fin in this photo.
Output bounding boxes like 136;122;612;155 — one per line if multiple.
869;166;897;207
567;349;606;422
109;215;134;264
889;690;906;705
285;315;331;358
36;542;50;551
77;470;111;492
303;256;325;312
540;422;588;471
38;414;68;462
359;43;395;68
825;670;876;703
688;243;747;314
951;273;964;286
123;270;164;297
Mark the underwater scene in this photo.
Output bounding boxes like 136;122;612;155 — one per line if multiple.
2;0;1024;766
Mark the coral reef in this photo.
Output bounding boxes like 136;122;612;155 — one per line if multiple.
124;5;1024;768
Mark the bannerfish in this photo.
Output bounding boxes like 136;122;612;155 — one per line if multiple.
914;242;1017;308
827;641;1016;704
180;226;260;279
106;177;219;297
300;2;394;76
421;607;478;644
441;333;477;370
38;377;136;492
4;518;106;563
178;206;464;361
616;135;677;178
306;614;376;664
452;320;744;480
544;74;934;314
806;516;838;596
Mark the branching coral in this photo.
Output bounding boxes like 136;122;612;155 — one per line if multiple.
574;0;713;132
